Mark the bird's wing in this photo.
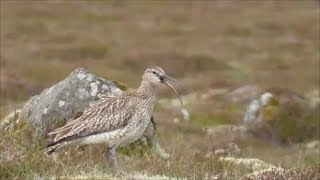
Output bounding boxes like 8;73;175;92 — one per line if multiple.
48;95;136;142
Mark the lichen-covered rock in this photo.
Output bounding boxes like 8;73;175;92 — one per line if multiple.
241;165;320;180
240;88;319;143
242;92;275;125
19;68;122;133
219;157;277;172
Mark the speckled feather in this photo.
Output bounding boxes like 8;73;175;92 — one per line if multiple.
48;89;154;143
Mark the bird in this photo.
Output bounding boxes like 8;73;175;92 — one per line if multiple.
45;66;183;176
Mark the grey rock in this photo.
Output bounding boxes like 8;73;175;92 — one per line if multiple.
19;68;122;133
219;157;277;172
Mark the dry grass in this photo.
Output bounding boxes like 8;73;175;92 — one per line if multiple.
0;1;319;179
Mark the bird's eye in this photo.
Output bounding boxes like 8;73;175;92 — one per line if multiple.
152;71;156;74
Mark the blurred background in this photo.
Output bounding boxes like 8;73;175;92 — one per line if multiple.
0;1;319;179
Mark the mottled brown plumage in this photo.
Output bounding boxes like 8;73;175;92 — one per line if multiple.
45;66;182;176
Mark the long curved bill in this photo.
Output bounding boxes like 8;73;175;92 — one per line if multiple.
162;75;184;108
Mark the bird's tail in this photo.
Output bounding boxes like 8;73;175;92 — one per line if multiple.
45;140;73;155
45;142;61;155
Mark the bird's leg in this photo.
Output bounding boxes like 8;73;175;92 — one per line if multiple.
109;146;123;177
143;118;170;159
104;146;112;175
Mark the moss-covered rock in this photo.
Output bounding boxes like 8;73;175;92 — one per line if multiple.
258;100;319;143
219;157;276;172
245;89;319;143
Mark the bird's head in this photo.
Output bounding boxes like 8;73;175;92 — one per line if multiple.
142;66;166;86
142;66;184;107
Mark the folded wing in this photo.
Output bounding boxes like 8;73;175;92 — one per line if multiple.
48;95;135;143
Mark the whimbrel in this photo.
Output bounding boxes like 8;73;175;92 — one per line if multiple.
46;66;183;175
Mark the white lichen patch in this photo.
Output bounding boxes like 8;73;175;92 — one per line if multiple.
77;72;86;80
58;100;65;107
46;86;55;95
86;74;94;81
110;86;123;95
219;157;276;171
90;82;99;97
101;84;110;92
77;88;88;99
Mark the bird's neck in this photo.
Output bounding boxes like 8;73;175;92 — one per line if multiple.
137;80;157;100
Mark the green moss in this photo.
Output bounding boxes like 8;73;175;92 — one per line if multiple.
112;81;129;91
13;120;27;132
265;102;319;143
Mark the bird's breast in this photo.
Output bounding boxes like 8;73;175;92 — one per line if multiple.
118;111;152;146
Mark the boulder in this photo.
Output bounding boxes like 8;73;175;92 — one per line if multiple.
19;68;123;133
237;88;319;144
219;157;277;172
